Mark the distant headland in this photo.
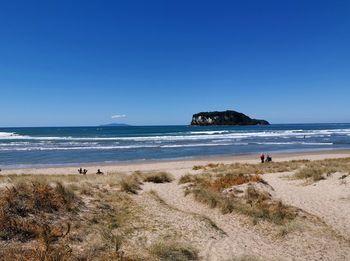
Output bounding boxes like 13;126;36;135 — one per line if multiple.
190;110;270;126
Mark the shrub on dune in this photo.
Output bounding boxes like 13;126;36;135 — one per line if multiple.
0;182;77;242
294;166;325;181
142;172;174;183
120;175;142;194
182;167;297;224
150;240;199;261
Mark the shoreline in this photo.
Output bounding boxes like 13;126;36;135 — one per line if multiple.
2;149;350;175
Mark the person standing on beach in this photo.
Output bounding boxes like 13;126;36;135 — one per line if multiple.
266;154;272;162
260;153;265;163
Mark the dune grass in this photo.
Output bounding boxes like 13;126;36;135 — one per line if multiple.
181;160;306;224
0;182;77;242
0;170;191;260
241;186;297;224
188;157;350;184
181;158;350;224
180;172;263;192
292;158;350;181
294;166;327;181
141;171;174;183
150;239;199;261
192;159;311;176
2;158;350;259
0;171;176;260
186;184;297;224
120;175;142;194
193;163;224;170
0;181;82;260
119;171;174;194
2;244;74;261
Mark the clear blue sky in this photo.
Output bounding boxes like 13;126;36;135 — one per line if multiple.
1;0;349;126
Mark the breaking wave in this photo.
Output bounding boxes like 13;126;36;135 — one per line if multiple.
1;129;350;142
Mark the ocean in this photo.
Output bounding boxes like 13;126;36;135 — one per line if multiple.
1;123;350;168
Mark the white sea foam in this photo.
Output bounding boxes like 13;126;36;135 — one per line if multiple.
188;130;230;135
0;142;234;151
0;142;31;146
176;142;230;148
0;132;31;139
255;142;333;146
1;129;350;142
1;140;335;152
0;132;21;138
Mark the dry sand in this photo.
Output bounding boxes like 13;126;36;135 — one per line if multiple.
2;150;350;260
3;149;350;175
264;171;350;240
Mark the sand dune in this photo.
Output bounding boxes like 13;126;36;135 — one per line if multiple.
1;151;350;260
264;171;350;240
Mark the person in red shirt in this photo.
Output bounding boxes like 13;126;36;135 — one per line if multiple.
260;153;265;163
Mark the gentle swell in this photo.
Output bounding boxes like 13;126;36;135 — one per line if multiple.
1;129;350;142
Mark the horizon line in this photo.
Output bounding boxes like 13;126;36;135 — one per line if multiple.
1;122;350;128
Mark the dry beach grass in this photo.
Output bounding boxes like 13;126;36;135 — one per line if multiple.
1;152;350;260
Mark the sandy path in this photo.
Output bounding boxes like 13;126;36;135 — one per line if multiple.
142;178;350;261
133;189;226;254
264;172;350;240
142;182;279;260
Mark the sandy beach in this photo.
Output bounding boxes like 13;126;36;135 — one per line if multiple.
1;150;350;260
3;149;350;175
2;1;350;259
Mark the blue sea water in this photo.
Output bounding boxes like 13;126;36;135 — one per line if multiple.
1;124;350;168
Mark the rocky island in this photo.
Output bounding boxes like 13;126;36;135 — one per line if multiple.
191;110;269;126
